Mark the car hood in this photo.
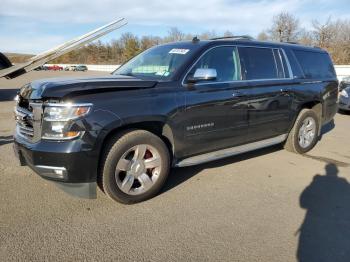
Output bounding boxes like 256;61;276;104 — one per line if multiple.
20;75;158;100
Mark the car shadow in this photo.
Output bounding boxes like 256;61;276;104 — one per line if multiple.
297;163;350;262
0;135;13;146
161;144;282;194
0;89;18;102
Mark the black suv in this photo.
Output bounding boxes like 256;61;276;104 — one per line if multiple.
13;37;338;204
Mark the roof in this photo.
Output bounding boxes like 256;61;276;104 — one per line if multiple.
163;38;325;53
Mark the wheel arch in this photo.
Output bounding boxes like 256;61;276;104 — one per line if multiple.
292;100;323;136
98;120;176;170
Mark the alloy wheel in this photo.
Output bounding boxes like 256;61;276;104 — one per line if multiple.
115;144;162;195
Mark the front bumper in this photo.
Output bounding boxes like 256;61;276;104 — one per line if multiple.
13;133;99;183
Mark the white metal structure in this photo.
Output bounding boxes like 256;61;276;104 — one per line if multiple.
0;19;127;79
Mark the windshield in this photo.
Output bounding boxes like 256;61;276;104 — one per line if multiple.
113;44;198;80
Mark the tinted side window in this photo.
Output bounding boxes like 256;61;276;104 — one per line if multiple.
187;46;240;82
285;49;304;78
238;47;279;80
293;50;336;79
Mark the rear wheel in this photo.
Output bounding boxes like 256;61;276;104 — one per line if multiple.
100;130;170;204
284;109;320;154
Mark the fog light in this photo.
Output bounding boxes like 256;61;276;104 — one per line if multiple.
54;169;64;176
35;165;67;179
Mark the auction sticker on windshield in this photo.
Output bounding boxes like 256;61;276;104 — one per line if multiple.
169;48;190;55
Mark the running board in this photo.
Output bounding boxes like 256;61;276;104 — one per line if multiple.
175;134;288;167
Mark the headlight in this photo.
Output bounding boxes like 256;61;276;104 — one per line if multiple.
42;103;92;140
341;89;349;98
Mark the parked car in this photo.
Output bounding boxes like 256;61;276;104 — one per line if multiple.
338;76;350;112
47;65;63;71
74;65;88;72
35;65;49;71
64;65;77;71
13;37;338;204
34;66;45;71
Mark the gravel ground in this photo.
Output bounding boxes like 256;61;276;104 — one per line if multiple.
1;71;350;262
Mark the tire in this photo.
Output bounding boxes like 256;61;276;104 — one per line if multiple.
284;109;320;154
100;130;170;204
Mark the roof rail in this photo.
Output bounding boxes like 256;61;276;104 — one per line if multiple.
210;35;254;41
285;41;299;45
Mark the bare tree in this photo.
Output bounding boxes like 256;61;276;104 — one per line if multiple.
269;12;300;42
140;36;161;50
165;27;185;42
47;17;350;66
183;33;195;41
119;33;140;61
312;17;334;48
310;18;350;63
223;30;234;37
257;31;269;41
199;30;217;40
110;39;124;64
298;29;314;46
325;19;350;64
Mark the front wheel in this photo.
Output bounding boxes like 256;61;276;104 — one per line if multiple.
284;109;320;154
100;130;170;204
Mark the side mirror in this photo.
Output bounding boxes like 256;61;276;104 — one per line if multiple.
187;68;217;83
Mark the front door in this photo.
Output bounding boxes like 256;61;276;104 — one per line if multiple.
180;46;249;157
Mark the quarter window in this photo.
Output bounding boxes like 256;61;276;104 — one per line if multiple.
238;47;279;80
293;50;336;79
187;46;240;82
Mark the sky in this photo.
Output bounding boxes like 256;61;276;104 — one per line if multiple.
0;0;349;54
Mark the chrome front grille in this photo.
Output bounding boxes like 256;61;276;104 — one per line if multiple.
15;106;34;139
15;98;42;143
18;125;34;137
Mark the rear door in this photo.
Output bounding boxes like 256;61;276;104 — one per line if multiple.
238;46;293;142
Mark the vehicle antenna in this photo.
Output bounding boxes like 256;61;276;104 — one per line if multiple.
192;36;200;43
